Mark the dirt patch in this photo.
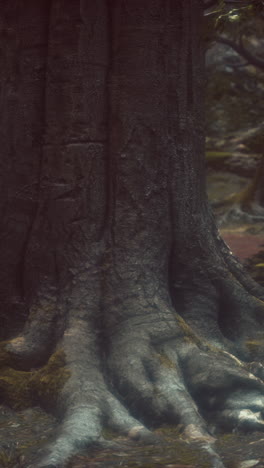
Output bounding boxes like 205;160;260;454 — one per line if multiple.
221;231;264;261
0;405;57;467
0;405;264;467
67;430;264;468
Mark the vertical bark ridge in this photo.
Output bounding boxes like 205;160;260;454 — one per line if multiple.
0;0;51;337
105;0;174;330
167;1;244;348
6;0;110;364
24;0;109;309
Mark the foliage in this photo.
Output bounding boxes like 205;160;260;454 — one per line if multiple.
204;0;264;42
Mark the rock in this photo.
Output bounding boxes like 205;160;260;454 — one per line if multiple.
238;460;260;468
206;150;261;177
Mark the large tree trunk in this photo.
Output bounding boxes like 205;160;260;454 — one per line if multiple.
1;1;264;467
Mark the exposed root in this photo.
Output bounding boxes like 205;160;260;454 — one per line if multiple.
6;287;60;369
2;300;264;467
217;236;264;301
3;246;264;467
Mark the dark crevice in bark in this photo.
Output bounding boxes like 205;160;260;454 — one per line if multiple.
0;0;54;338
19;1;53;304
104;0;116;247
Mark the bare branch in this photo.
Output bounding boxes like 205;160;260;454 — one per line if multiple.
216;35;264;69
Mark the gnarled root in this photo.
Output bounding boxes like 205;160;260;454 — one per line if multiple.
3;249;264;467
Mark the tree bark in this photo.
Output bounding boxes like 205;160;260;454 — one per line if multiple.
1;1;264;467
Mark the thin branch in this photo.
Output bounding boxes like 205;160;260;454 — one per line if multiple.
216;35;264;69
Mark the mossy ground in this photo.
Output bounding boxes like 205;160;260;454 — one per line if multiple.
67;428;264;467
0;349;70;411
0;405;57;468
0;408;264;468
68;426;213;468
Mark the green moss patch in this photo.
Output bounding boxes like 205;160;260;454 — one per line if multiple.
0;349;70;411
31;350;71;411
0;367;33;409
156;353;176;369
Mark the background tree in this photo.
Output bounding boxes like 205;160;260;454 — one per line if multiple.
205;0;264;222
1;1;264;467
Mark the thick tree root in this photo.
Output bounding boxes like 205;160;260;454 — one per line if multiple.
171;213;264;356
3;250;264;468
23;316;157;467
6;287;60;369
7;310;260;467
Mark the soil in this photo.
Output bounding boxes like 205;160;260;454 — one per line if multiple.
0;405;57;467
222;226;264;262
67;430;264;468
1;404;264;467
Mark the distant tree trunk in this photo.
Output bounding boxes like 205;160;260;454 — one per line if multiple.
1;1;264;467
211;30;264;225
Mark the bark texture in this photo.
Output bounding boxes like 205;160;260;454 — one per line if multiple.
1;1;264;467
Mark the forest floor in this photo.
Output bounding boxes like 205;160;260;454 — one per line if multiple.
0;221;264;468
1;400;264;467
